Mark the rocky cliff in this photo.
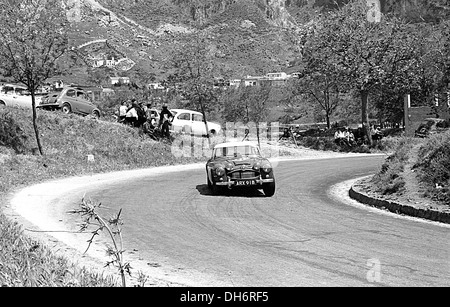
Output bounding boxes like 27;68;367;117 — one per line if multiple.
59;0;310;84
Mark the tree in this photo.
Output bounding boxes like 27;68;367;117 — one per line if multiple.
0;0;68;155
167;31;223;145
291;61;346;129
241;82;272;147
303;0;419;144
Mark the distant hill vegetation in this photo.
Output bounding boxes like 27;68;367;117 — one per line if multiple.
58;0;449;86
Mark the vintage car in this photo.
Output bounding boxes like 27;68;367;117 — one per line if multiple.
206;141;276;196
170;108;222;137
414;118;448;138
37;86;101;118
0;84;42;108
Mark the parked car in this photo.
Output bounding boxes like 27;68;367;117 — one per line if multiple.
169;108;222;137
37;86;101;118
414;118;448;138
146;107;160;126
0;84;42;108
206;141;276;197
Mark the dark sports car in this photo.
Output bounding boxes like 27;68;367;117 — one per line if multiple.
206;141;276;197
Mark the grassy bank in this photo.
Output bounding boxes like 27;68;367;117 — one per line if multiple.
368;131;450;208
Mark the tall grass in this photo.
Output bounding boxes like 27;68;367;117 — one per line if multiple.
0;214;118;287
414;132;450;203
369;137;418;195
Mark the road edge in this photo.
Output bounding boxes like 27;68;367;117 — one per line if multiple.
349;178;450;225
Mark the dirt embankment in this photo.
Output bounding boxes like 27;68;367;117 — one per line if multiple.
350;144;450;224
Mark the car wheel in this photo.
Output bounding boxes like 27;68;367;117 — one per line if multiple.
61;103;72;114
0;100;5;106
207;174;221;195
207;174;213;189
263;181;276;197
92;110;100;119
209;129;217;138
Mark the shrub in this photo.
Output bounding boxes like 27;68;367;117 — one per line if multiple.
414;132;450;203
0;109;30;154
369;137;416;195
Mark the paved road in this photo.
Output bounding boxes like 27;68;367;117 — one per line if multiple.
75;156;449;287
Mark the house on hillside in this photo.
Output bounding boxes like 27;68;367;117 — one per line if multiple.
229;79;242;88
242;75;264;87
266;72;290;87
148;82;165;90
110;76;130;85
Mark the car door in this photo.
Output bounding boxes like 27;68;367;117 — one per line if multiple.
63;89;77;111
192;113;207;136
13;87;33;108
75;90;92;115
174;112;192;133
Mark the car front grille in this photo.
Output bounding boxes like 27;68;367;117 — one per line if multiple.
230;171;258;180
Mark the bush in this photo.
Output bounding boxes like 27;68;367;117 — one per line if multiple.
369;137;416;195
0;109;30;154
414;132;450;203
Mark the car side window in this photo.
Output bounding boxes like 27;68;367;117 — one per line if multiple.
2;86;14;94
178;113;191;121
66;89;76;97
193;114;203;122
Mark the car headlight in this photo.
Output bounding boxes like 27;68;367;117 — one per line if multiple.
215;166;225;177
253;162;261;170
261;162;272;173
225;162;233;171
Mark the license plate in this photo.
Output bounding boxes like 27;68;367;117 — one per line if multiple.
235;180;256;186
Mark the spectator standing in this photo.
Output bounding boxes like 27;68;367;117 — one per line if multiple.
159;103;173;138
118;101;128;123
125;101;138;127
371;125;382;142
134;100;147;128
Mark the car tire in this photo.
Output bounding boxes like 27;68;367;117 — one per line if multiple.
208;129;217;138
207;173;212;189
92;110;100;119
0;100;5;106
263;181;276;197
207;174;221;195
61;103;72;114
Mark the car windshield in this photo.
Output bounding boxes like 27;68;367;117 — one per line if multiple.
214;145;260;158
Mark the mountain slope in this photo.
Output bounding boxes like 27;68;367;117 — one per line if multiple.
58;0;308;85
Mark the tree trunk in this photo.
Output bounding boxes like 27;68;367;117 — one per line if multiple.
31;90;44;155
325;111;331;130
361;90;372;146
198;96;211;147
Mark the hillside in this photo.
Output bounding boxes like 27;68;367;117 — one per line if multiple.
58;0;311;85
56;0;450;86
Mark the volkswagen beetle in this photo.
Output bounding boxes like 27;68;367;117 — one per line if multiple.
206;141;276;196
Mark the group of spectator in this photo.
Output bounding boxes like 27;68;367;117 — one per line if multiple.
334;125;383;146
118;98;147;128
334;127;356;147
117;99;173;139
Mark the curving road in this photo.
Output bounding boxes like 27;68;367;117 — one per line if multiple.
66;155;448;287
